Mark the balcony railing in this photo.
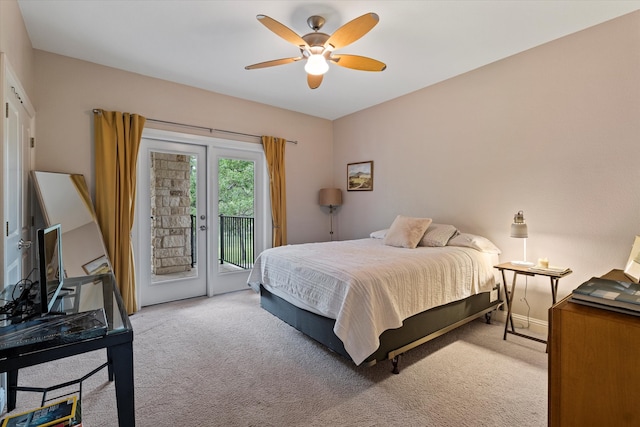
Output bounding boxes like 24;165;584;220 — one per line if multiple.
219;215;254;270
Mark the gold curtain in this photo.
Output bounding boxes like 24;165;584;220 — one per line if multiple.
93;110;146;314
69;174;96;221
261;136;287;247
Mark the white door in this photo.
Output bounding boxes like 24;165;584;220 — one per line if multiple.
136;138;208;306
3;61;35;294
212;148;267;294
135;129;270;307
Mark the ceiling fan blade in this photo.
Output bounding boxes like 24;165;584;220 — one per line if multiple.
245;57;303;70
324;13;379;50
257;15;309;49
307;73;323;89
331;54;386;72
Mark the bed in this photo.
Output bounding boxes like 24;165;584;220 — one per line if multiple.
247;217;502;373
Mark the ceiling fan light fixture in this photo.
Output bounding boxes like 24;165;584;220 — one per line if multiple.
247;13;384;88
305;54;329;75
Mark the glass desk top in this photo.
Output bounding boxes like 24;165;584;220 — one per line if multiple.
0;273;132;355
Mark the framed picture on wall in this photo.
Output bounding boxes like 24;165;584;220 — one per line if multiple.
347;161;373;191
82;255;110;275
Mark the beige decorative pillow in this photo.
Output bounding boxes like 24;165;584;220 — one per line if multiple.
383;215;433;249
419;223;459;247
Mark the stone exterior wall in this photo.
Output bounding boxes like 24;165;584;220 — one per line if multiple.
151;153;192;275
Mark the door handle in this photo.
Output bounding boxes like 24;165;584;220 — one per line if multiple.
18;239;32;250
200;225;207;231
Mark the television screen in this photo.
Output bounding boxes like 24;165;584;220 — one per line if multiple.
37;223;64;314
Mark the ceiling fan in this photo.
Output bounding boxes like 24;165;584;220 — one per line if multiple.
245;12;386;89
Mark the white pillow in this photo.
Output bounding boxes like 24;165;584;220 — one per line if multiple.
419;223;458;247
447;233;502;254
383;215;433;249
369;229;388;239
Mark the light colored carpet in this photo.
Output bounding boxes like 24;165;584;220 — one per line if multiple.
5;290;548;426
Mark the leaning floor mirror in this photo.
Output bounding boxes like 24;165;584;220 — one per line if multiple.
32;171;112;279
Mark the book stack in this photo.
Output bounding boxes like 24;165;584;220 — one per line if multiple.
527;265;572;275
571;276;640;316
1;396;81;426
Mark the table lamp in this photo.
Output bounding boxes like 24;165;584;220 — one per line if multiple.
319;188;342;240
510;210;534;266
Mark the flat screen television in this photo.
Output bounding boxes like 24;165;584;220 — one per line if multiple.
37;223;65;315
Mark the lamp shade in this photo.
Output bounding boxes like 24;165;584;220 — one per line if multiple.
510;210;528;238
319;188;342;207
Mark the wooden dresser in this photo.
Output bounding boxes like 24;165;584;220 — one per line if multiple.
548;269;640;426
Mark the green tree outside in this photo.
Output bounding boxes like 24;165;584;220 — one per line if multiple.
189;157;255;217
217;158;254;217
189;157;255;267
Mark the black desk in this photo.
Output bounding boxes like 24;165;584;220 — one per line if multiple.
0;273;134;426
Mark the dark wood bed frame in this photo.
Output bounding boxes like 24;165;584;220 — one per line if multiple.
260;284;502;373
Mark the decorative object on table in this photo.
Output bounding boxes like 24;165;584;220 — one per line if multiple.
347;161;373;191
318;188;343;240
509;210;534;266
527;258;571;275
624;235;640;283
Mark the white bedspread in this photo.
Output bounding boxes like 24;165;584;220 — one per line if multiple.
247;238;496;365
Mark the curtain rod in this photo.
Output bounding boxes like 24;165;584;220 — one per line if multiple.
92;109;298;144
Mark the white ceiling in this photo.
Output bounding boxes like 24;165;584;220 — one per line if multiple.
17;1;640;120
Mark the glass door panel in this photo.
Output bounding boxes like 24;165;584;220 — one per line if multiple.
137;139;207;306
217;158;255;274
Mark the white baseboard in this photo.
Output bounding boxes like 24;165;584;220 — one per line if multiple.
492;309;549;336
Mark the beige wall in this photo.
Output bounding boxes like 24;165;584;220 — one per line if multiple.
0;0;34;94
32;50;334;245
15;5;640;325
333;11;640;324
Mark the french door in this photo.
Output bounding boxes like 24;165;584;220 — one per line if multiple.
213;148;266;294
136;139;208;306
135;129;269;307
